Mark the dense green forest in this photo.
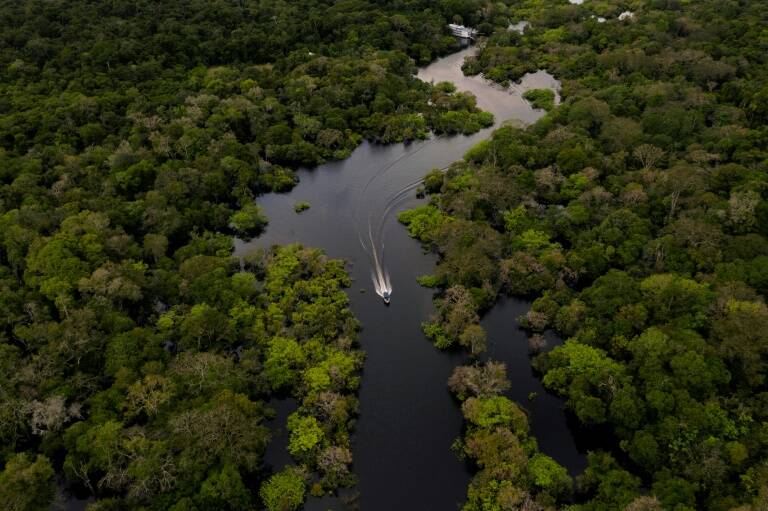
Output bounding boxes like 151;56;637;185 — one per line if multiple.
0;0;501;509
401;0;768;509
3;0;768;509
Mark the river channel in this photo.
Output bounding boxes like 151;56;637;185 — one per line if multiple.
236;45;586;510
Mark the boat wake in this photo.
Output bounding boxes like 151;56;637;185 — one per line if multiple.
356;140;435;304
366;210;392;301
371;259;392;300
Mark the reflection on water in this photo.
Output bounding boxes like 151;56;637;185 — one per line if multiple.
234;46;584;510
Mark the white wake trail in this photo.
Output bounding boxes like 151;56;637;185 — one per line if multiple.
369;217;392;299
355;139;439;301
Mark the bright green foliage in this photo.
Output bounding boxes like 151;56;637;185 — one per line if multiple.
464;139;493;163
502;205;533;235
302;351;360;393
398;204;449;242
523;89;556;111
528;454;571;495
433;110;495;135
462;396;527;431
542;341;624;394
259;467;306;511
6;238;357;509
512;229;557;253
287;413;325;457
639;274;712;327
416;274;441;287
0;17;486;508
3;0;768;509
264;337;306;390
423;321;453;349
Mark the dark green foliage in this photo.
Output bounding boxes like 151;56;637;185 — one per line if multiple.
0;0;506;506
0;240;359;510
0;453;56;511
0;0;493;182
401;0;768;509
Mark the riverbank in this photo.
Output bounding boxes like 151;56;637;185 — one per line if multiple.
237;44;583;510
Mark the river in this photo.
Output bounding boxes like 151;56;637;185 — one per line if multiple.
235;45;586;510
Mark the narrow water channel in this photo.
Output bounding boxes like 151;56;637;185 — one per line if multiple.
236;45;585;510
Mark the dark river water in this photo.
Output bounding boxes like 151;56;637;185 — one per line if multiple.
235;46;586;510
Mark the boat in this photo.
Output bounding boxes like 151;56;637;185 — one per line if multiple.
382;290;391;304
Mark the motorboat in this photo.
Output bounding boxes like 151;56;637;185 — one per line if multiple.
382;290;391;304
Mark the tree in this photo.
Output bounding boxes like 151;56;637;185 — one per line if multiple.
728;190;761;232
25;395;81;435
287;413;324;457
169;391;269;471
541;341;626;424
260;467;306;511
639;273;711;327
126;374;174;417
263;337;306;390
195;465;251;511
567;97;610;135
462;396;528;433
459;323;487;355
712;300;768;386
523;89;556;111
317;446;353;486
624;496;664;511
577;452;642;510
229;203;268;239
633;144;665;171
0;453;55;511
528;453;572;497
448;362;510;400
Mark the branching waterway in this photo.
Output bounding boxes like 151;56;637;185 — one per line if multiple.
236;45;585;510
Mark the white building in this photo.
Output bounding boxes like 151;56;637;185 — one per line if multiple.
448;23;478;39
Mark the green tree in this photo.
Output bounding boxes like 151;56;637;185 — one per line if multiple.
229;203;268;239
264;337;307;389
528;453;572;496
287;413;324;457
0;453;55;511
260;467;306;511
195;465;251;511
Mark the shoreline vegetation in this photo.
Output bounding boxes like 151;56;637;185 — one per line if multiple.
1;0;767;510
400;0;768;510
0;0;504;509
